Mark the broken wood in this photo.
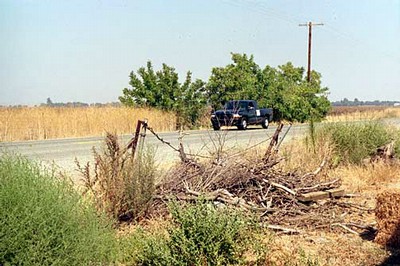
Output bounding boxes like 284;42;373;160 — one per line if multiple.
344;222;376;231
297;188;345;202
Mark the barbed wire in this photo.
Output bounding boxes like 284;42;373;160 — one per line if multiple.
143;123;290;161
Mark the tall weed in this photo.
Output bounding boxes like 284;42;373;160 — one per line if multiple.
315;122;396;164
0;155;117;265
77;133;156;222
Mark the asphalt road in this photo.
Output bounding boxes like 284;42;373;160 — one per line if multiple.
0;124;308;180
2;119;399;182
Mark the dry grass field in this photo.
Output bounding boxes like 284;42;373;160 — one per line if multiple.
2;105;400;142
0;106;176;142
326;105;400;122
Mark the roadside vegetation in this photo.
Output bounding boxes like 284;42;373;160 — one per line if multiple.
119;202;268;266
0;155;117;265
314;121;400;164
2;119;400;264
77;133;157;222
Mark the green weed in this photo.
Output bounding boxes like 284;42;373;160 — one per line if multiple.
0;155;117;265
120;201;269;265
315;122;398;164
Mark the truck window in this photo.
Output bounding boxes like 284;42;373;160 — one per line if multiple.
224;101;247;110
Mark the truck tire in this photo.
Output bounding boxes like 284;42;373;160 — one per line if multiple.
262;117;269;129
213;124;221;131
237;118;247;130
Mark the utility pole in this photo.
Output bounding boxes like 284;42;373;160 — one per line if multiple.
299;22;323;82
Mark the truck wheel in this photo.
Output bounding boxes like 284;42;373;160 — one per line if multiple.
237;119;247;130
262;118;269;129
213;124;221;131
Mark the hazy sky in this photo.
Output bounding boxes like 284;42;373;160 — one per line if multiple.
1;0;399;105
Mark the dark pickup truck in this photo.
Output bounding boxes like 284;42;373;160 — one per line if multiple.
211;100;273;130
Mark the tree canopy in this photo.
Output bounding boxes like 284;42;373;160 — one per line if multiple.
206;53;330;122
120;54;331;127
119;61;206;128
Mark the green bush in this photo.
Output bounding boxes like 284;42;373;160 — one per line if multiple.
168;201;250;266
121;201;268;266
0;155;117;265
315;122;397;164
120;228;173;266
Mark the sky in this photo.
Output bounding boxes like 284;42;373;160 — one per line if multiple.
1;0;399;106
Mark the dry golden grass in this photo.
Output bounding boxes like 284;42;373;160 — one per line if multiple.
267;232;388;265
331;162;400;194
326;106;400;122
0;106;176;142
278;137;334;175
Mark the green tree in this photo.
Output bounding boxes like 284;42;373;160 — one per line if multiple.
206;53;263;110
119;61;206;128
263;62;330;122
206;53;330;122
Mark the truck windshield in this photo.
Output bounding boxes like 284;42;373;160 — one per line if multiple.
224;101;247;110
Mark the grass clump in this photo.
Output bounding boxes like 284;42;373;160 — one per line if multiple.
315;122;397;164
77;133;156;222
121;201;268;265
0;155;117;265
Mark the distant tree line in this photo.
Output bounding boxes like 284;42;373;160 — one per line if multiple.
120;53;331;128
331;98;400;107
41;98;121;108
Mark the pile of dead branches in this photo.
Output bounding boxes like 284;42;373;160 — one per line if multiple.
154;152;351;230
128;122;374;234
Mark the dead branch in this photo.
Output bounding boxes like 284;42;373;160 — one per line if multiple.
296;178;340;192
184;187;273;212
301;158;327;179
331;223;359;235
343;193;361;198
265;224;301;234
263;179;296;196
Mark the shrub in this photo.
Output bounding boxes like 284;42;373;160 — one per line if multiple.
0;155;117;265
77;133;156;222
168;201;250;265
315;122;396;164
120;201;268;266
120;228;173;266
